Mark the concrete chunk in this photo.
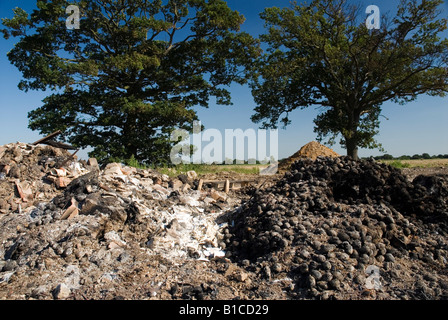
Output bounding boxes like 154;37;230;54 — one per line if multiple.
53;283;71;300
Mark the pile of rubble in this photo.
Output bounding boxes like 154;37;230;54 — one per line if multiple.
2;140;448;300
0;142;88;214
0;142;245;299
226;156;448;299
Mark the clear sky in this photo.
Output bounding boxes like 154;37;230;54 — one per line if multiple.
0;0;447;161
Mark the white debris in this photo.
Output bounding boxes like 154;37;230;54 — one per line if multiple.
148;203;227;262
203;247;226;259
0;272;15;284
105;231;127;248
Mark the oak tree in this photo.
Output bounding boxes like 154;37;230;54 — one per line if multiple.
250;0;448;159
2;0;260;165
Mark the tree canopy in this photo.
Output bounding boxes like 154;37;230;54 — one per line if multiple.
250;0;448;159
2;0;260;165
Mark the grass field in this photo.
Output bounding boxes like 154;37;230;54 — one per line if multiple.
156;163;264;177
152;158;448;177
380;158;448;168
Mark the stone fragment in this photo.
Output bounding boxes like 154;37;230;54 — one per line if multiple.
104;231;126;248
85;185;94;193
8;165;20;178
0;199;10;214
14;180;33;202
103;163;123;176
170;179;183;191
187;171;198;180
1;164;11;175
152;184;170;195
81;196;100;215
53;283;71;300
60;199;79;220
210;189;226;202
182;183;191;193
87;157;99;169
121;166;137;175
235;271;248;282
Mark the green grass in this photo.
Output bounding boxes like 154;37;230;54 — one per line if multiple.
125;155;148;170
118;155;263;177
157;163;261;177
121;155;447;176
380;158;448;169
387;160;411;169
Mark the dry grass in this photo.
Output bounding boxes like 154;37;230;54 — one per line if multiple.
154;159;448;177
157;163;265;177
381;158;448;168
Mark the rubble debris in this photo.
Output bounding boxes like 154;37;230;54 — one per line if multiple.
52;283;71;300
32;130;63;146
210;189;227;202
0;141;252;300
32;130;77;150
198;179;204;191
187;171;198;180
199;179;258;192
0;271;15;284
60;199;79;220
87;158;99;170
14;180;33;202
1;138;448;300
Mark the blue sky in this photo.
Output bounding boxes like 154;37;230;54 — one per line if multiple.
0;0;447;161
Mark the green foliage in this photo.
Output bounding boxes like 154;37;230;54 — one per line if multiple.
388;160;411;169
376;153;448;160
2;0;260;165
375;154;394;160
250;0;448;159
125;154;148;170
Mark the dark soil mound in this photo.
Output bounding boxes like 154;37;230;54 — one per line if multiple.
225;157;448;299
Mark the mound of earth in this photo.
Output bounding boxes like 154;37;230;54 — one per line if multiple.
278;141;340;172
226;156;448;300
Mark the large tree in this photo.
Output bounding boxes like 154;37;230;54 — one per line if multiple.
2;0;260;165
250;0;448;159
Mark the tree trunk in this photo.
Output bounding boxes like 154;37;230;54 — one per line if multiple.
345;106;361;160
346;136;359;160
123;112;139;160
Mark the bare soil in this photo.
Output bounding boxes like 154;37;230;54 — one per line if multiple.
402;166;448;182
